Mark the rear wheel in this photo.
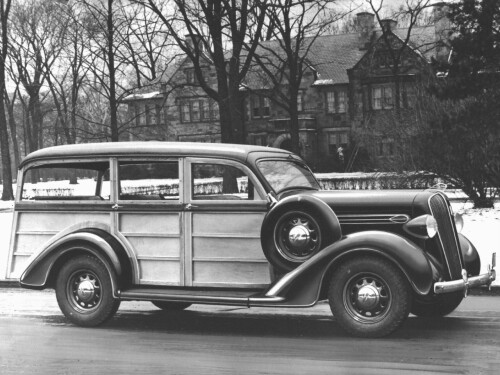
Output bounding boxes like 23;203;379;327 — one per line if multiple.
328;256;411;338
411;293;463;317
152;301;191;311
55;254;120;327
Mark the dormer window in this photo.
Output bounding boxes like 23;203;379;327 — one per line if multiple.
185;68;198;84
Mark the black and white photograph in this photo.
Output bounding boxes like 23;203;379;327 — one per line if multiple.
0;0;499;373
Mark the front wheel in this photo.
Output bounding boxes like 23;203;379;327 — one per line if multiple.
411;293;463;317
328;256;411;338
55;254;120;327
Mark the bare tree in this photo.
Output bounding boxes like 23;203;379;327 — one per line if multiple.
42;2;91;146
137;0;268;144
73;0;131;141
249;0;340;155
117;2;177;89
8;0;66;154
0;0;13;199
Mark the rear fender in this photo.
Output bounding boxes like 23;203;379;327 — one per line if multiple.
20;230;123;297
258;231;434;307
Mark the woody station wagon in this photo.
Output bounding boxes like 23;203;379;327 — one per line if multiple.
6;142;496;337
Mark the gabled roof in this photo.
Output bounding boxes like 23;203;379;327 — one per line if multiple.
128;24;439;96
309;25;437;85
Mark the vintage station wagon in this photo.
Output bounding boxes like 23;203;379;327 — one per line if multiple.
6;142;496;337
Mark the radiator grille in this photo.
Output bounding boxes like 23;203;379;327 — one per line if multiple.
429;194;463;280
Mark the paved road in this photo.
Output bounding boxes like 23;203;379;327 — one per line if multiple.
1;288;500;375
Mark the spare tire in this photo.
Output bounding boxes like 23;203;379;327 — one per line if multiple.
261;196;341;273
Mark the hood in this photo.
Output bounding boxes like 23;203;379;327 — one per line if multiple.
283;189;435;216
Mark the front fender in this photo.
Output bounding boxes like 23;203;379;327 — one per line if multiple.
20;231;122;295
459;233;480;276
258;231;434;307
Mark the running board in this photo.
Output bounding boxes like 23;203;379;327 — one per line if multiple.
118;287;284;306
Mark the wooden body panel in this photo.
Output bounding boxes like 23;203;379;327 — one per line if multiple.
190;212;269;287
7;211;110;279
117;212;182;285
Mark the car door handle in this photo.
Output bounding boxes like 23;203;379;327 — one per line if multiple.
185;204;198;210
112;204;122;210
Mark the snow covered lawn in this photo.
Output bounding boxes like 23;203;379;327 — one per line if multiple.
0;200;498;285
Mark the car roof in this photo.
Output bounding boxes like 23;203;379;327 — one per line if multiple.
19;142;292;168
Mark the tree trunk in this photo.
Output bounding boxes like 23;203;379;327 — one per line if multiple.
107;0;118;142
0;0;14;200
5;94;20;170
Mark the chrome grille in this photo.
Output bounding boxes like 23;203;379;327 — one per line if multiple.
429;194;463;280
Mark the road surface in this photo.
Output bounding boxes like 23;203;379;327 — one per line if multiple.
1;288;500;374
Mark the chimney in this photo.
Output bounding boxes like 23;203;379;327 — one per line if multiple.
185;34;204;53
433;3;451;62
356;12;375;49
380;19;398;34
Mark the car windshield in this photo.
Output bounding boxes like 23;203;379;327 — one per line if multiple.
257;159;320;193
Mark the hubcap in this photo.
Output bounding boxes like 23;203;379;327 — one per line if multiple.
77;280;96;303
343;273;391;323
356;285;380;310
275;212;321;262
67;271;102;312
288;225;311;250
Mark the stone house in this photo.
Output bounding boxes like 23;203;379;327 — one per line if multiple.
122;8;450;172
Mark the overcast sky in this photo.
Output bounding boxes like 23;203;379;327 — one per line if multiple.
342;0;446;15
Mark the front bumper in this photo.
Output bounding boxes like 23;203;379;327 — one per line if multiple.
434;253;496;296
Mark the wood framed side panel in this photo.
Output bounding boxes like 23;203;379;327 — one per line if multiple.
7;211;110;279
118;212;182;285
191;212;270;287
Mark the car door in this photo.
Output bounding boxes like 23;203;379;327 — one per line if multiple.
114;157;184;286
184;157;271;288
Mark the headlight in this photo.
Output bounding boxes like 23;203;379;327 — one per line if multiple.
454;212;464;233
403;214;438;239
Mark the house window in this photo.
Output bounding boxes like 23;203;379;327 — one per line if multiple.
372;86;393;110
191;101;200;122
201;100;209;120
181;101;191;123
326;90;347;113
251;96;271;118
185;69;197;84
210;100;219;120
297;91;305;112
327;92;335;113
180;99;220;123
139;105;146;125
262;97;270;117
337;91;346;113
156;105;162;126
134;106;140;126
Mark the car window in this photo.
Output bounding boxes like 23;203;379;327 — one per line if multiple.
191;163;255;200
21;162;110;201
257;159;319;193
119;161;179;201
